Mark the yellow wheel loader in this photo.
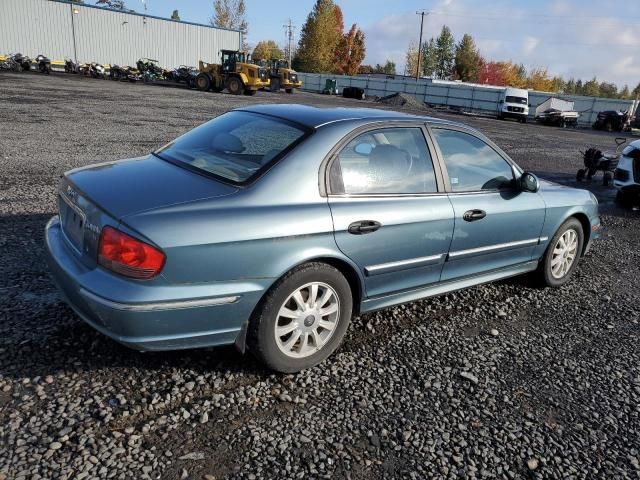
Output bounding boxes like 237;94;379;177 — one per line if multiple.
195;50;269;95
268;59;302;94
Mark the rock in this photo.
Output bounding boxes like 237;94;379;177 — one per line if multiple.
49;442;62;450
527;458;539;470
460;372;479;384
180;469;189;479
490;329;499;336
178;452;205;461
200;412;209;424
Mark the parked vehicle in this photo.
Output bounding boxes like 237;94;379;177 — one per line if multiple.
497;87;530;123
535;97;579;128
137;58;166;82
0;53;30;71
613;139;640;207
80;62;107;79
110;64;142;82
195;50;269;95
267;59;302;94
35;54;51;75
44;105;601;372
166;65;198;87
64;58;80;74
593;110;629;132
577;137;627;186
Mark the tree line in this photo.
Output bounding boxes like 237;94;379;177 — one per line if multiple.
403;25;638;100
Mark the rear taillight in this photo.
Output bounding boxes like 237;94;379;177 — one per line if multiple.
98;226;165;279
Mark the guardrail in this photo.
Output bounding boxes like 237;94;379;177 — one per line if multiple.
297;72;638;127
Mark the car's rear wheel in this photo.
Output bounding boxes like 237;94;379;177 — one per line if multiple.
537;218;584;287
248;262;352;373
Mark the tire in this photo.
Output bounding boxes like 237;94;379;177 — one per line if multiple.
521;117;527;124
616;190;629;207
226;76;244;95
497;114;503;120
285;88;293;94
195;73;211;91
247;262;353;373
537;218;584;287
605;121;613;132
603;172;612;186
576;169;586;182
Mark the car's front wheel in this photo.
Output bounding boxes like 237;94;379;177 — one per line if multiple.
248;263;352;373
538;218;584;287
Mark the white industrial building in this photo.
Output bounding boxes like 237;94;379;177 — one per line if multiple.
0;0;242;68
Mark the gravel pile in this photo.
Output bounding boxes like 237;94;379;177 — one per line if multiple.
376;92;429;111
1;73;639;479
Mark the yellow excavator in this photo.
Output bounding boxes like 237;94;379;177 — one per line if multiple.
195;50;269;95
268;59;302;94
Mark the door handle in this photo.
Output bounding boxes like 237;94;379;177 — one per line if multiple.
348;220;381;235
463;209;486;222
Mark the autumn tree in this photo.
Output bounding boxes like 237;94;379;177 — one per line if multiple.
211;0;248;49
454;34;482;82
501;62;527;88
526;67;553;91
435;25;455;79
334;24;366;75
294;0;343;73
478;61;505;86
171;9;180;20
405;41;420;77
252;40;283;61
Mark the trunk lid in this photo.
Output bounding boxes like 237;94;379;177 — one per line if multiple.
64;155;238;219
58;155;238;269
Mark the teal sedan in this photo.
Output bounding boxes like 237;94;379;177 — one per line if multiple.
45;105;601;372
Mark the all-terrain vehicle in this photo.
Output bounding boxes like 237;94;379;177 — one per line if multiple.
592;110;629;132
613;139;640;207
137;58;166;82
267;59;301;94
577;137;627;186
166;65;198;88
195;50;269;95
35;54;51;74
110;64;142;82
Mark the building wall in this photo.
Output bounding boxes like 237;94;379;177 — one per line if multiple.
298;73;638;126
0;0;241;67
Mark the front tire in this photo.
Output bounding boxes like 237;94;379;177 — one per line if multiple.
248;262;352;373
537;218;584;287
226;76;244;95
195;73;211;91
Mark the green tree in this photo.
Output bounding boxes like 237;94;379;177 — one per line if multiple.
564;78;576;95
211;0;248;49
632;82;640;98
252;40;283;61
421;38;437;77
550;76;565;93
619;84;630;99
334;24;366;75
294;0;343;73
453;33;482;82
599;81;618;98
380;60;396;75
435;25;455;79
575;79;584;95
582;77;600;97
171;9;180;20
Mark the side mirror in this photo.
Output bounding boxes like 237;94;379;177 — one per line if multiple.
519;172;539;193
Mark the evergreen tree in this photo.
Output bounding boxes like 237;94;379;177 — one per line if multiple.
421;38;437;78
453;34;482;82
582;77;600;97
171;9;180;20
435;25;455;79
619;84;630;99
293;0;343;73
564;78;576;95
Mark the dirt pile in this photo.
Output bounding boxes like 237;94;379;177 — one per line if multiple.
376;92;428;110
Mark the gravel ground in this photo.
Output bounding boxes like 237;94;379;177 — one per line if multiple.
1;73;639;480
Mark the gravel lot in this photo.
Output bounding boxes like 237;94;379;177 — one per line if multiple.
1;73;639;480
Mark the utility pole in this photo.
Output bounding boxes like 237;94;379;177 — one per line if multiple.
283;19;295;65
415;10;429;81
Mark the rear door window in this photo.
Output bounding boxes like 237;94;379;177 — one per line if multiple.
330;127;438;194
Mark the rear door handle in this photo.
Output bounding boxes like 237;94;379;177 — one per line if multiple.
463;209;486;222
348;220;381;235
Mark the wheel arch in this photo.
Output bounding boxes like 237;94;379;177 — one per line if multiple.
569;212;591;256
235;254;365;354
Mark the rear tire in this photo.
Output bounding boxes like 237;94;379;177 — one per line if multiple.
605;121;613;132
247;262;352;373
576;169;586;182
603;172;612;186
537;218;584;288
195;73;211;91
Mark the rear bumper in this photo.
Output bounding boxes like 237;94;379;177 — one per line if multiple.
45;216;268;351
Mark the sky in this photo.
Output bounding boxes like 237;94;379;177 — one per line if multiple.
136;0;640;87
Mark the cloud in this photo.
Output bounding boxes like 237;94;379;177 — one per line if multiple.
361;0;640;87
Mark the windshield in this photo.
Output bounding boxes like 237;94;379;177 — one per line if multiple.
505;96;527;105
155;112;307;184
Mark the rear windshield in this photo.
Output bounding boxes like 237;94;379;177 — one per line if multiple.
505;96;527;105
155;111;307;184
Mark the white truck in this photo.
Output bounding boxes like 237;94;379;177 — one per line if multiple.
535;97;579;128
497;87;529;123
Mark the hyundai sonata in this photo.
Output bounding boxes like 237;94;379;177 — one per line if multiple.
45;105;601;372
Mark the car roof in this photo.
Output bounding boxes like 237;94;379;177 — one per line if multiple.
235;104;461;129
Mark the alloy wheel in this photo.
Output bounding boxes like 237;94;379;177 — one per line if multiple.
274;282;340;359
551;229;578;279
